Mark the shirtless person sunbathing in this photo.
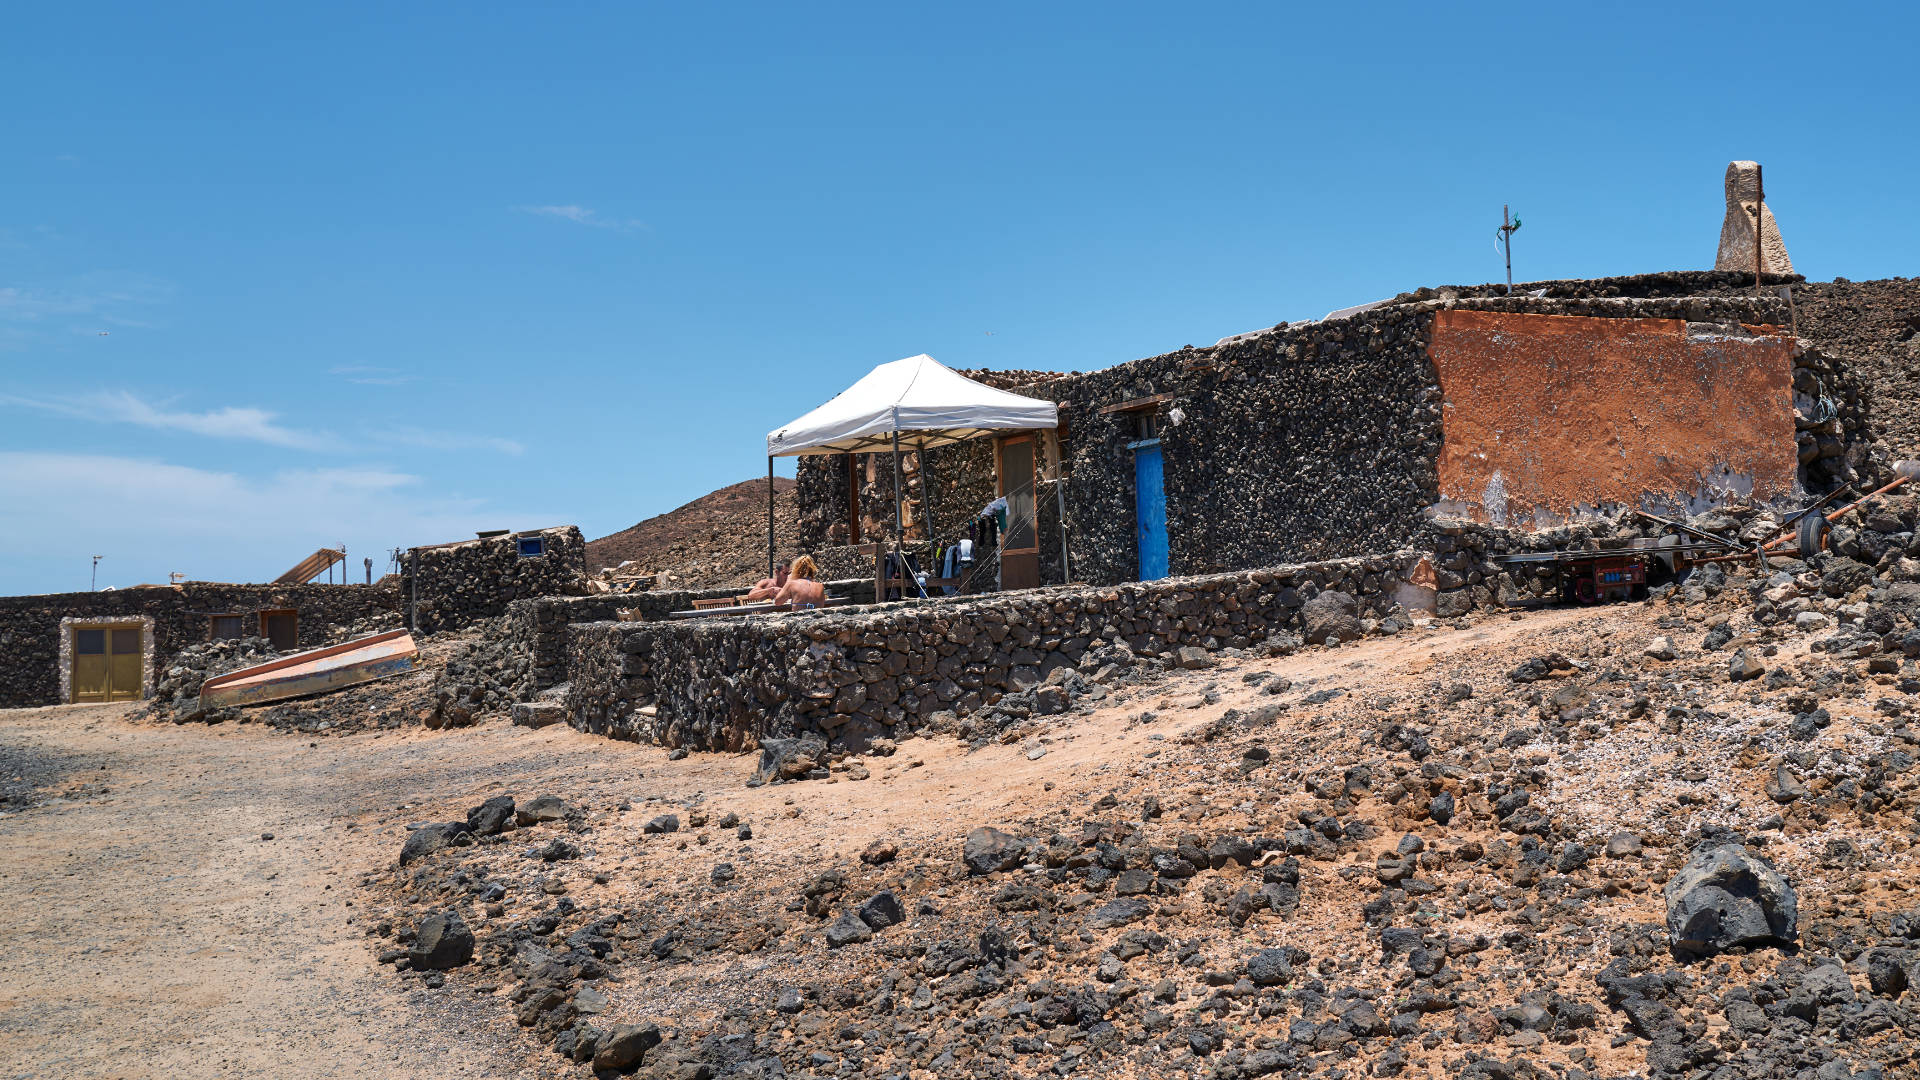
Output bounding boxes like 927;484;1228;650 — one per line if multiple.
743;562;788;602
773;555;826;609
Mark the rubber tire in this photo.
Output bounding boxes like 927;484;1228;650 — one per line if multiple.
1653;534;1682;578
1796;512;1829;557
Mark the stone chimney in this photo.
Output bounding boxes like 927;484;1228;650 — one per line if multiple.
1715;160;1793;274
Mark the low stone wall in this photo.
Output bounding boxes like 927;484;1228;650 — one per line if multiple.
503;586;751;696
441;579;889;722
0;583;396;708
404;526;588;635
564;551;1422;752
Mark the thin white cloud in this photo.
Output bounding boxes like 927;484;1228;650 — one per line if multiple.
0;390;337;451
0;452;559;593
0;273;172;323
328;364;417;387
516;204;647;231
373;426;526;456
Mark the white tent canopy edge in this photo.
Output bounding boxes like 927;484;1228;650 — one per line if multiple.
760;353;1061;583
766;353;1057;458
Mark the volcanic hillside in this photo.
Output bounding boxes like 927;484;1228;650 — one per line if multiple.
586;477;800;589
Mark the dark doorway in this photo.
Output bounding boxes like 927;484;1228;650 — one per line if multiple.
998;435;1039;589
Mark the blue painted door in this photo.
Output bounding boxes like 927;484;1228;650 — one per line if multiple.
1133;442;1168;580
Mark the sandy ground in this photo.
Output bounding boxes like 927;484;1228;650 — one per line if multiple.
0;706;577;1080
0;605;1610;1078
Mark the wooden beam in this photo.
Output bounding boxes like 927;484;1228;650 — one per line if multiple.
1097;392;1177;416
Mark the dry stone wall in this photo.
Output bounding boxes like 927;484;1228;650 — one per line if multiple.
404;527;588;635
0;583;395;708
563;551;1421;752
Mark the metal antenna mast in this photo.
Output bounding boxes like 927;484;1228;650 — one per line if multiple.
1496;205;1522;295
91;555;103;591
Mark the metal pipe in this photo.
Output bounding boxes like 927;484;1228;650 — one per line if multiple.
920;440;937;556
767;455;776;578
889;429;905;545
1055;477;1070;585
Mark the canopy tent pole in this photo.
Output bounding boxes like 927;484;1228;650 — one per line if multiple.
889;429;906;598
920;439;937;561
1056;478;1070;585
767;456;775;578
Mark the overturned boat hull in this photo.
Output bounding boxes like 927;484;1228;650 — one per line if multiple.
197;628;418;710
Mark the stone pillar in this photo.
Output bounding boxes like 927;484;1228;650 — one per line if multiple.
1715;161;1793;275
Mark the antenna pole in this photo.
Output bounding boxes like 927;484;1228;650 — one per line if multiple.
1503;204;1513;295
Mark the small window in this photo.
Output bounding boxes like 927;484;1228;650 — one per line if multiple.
1135;411;1160;441
76;628;106;655
517;536;547;558
210;615;245;640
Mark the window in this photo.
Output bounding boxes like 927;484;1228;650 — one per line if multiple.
517;536;547;558
260;610;298;650
210;614;245;640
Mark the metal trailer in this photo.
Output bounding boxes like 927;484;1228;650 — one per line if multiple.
1491;540;1727;605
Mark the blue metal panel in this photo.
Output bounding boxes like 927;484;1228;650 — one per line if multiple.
1133;442;1169;580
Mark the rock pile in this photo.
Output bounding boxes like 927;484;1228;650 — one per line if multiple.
136;636;279;724
354;504;1920;1079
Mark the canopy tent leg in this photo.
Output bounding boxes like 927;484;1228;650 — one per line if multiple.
920;439;937;558
1056;478;1070;585
889;430;905;598
767;456;775;578
889;430;905;544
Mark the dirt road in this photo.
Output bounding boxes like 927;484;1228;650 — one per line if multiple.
0;704;610;1080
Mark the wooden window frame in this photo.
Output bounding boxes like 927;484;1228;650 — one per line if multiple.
209;613;246;641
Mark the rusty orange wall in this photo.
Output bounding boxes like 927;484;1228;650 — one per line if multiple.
1426;310;1797;523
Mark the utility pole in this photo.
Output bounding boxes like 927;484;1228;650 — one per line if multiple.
91;555;103;591
1496;205;1523;295
364;557;372;585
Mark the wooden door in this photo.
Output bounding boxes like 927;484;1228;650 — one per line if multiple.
109;628;143;701
72;625;143;702
1133;440;1169;579
72;628;110;703
997;435;1040;590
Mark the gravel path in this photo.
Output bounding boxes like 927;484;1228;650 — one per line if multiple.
0;704;535;1080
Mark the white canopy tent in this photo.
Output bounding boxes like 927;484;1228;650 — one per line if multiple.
766;354;1058;458
762;354;1060;586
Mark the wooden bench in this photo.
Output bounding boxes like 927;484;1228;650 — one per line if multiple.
689;595;750;610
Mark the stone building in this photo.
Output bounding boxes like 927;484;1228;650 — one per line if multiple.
400;526;590;634
0;582;397;709
791;271;1865;591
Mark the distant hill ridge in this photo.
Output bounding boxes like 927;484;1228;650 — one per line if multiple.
586;477;799;589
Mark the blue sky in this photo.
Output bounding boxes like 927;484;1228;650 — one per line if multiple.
3;3;1915;594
